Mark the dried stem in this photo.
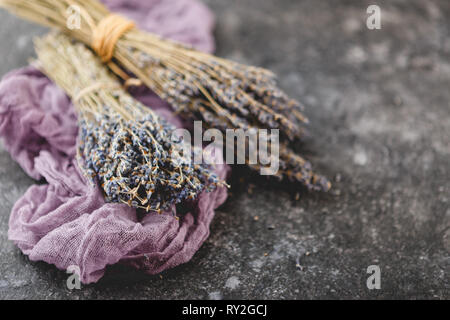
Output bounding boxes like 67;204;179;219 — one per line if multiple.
35;33;224;212
0;0;330;191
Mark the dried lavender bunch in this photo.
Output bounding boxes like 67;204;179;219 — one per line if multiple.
0;0;330;191
34;33;224;213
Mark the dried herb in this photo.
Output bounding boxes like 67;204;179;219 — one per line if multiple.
0;0;330;191
35;33;224;212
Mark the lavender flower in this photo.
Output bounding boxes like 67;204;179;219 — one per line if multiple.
35;33;225;213
1;0;330;191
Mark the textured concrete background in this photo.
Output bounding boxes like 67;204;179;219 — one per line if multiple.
0;0;449;299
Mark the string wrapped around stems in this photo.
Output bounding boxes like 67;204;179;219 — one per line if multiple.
34;33;225;213
0;0;330;191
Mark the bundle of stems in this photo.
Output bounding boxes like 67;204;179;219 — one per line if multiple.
0;0;330;191
34;32;224;213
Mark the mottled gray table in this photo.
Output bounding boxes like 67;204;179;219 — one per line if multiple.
0;0;448;299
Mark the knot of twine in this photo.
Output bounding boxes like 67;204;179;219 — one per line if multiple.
92;14;135;63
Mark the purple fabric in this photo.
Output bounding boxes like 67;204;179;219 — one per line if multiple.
0;0;229;284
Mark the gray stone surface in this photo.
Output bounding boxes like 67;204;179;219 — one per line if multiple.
0;0;449;299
